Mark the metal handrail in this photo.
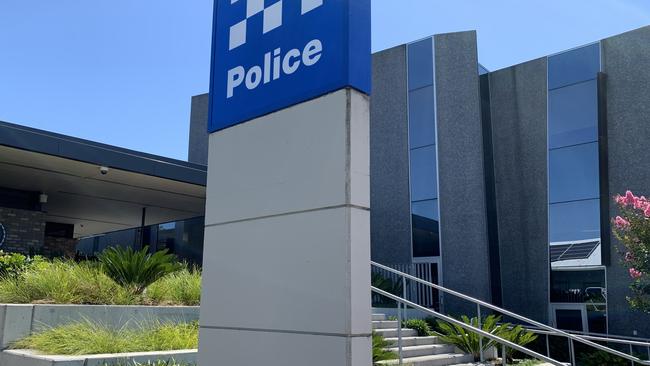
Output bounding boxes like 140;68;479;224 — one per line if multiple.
372;287;567;366
371;261;650;365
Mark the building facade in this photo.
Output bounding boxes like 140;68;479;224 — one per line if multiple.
186;26;650;338
2;25;649;339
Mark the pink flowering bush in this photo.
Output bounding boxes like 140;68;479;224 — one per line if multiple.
613;191;650;312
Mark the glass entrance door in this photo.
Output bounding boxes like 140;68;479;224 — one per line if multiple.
554;306;585;332
551;303;607;334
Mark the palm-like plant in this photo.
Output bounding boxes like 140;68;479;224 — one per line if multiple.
499;324;538;362
435;315;538;362
435;315;504;361
97;246;183;295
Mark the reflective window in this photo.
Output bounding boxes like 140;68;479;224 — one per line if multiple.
412;199;439;221
408;86;436;149
408;38;434;90
551;269;606;303
549;200;601;243
412;213;440;257
548;43;600;90
76;216;205;265
548;80;598;148
549;143;600;203
410;145;438;201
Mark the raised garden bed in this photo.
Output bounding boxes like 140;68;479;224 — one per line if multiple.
0;349;196;366
0;304;199;349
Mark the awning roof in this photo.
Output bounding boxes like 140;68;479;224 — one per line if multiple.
0;121;206;238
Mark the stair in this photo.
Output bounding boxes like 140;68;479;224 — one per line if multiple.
373;313;474;366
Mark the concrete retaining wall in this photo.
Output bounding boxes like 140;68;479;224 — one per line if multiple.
0;349;196;366
0;304;199;349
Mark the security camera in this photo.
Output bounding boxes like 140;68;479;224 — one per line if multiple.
99;166;110;175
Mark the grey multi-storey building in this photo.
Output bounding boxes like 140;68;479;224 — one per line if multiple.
186;25;650;338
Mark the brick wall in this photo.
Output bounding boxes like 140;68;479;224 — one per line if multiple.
43;236;78;258
0;207;45;254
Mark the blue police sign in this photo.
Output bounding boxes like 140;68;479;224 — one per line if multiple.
208;0;371;133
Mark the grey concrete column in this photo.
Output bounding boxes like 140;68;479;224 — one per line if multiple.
602;25;650;338
434;31;492;313
488;58;550;324
198;89;371;365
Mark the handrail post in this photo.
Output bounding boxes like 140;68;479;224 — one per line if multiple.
630;343;635;366
647;345;650;362
397;296;403;365
478;304;484;362
546;334;550;358
402;275;407;320
569;338;576;366
502;343;507;366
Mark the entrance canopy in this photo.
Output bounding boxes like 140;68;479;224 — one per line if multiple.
0;121;206;238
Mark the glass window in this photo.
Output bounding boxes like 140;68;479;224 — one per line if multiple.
408;86;436;149
548;80;598;149
412;199;439;221
548;43;600;90
410;145;438;201
551;269;606;303
549;199;601;243
408;38;434;90
412;212;440;257
549;142;600;203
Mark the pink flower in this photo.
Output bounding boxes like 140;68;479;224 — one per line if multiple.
629;268;643;279
625;252;635;262
615;194;626;206
615;216;630;229
625;191;637;206
645;205;650;218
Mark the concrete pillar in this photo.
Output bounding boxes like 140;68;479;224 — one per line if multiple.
198;88;371;366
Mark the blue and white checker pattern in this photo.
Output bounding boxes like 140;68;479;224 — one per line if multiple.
228;0;324;51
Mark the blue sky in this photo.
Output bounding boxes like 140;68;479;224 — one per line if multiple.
1;0;649;161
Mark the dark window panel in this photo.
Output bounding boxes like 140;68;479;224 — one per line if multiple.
549;199;601;243
408;86;436;149
548;80;598;148
549;142;600;203
410;145;438;201
548;43;600;90
408;38;434;90
412;213;440;257
551;269;606;303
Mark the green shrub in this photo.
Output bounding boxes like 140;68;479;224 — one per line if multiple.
499;325;538;362
146;267;201;306
12;320;198;355
402;318;432;336
435;315;505;362
372;332;397;364
0;251;45;279
98;246;183;295
578;350;630;366
371;273;403;307
0;260;136;305
435;315;538;363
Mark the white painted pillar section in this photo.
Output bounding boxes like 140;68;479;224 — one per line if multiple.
198;88;371;366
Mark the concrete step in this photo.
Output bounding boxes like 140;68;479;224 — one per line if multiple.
372;320;399;329
374;328;418;338
377;353;474;366
387;344;456;358
373;313;387;321
384;336;441;347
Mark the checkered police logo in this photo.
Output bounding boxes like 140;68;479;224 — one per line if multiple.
228;0;324;51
